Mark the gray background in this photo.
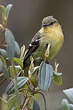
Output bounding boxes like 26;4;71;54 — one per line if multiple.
0;0;73;110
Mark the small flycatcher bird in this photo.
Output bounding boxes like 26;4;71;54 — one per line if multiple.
23;16;64;74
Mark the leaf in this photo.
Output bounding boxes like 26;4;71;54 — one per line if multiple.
32;66;40;74
61;99;70;110
0;49;8;58
5;29;15;45
34;94;39;102
6;77;28;94
0;59;3;72
20;45;25;60
31;77;38;87
68;104;73;110
39;62;53;91
14;41;21;57
0;95;8;110
6;4;13;19
5;29;16;59
5;29;20;59
8;95;16;110
54;71;62;76
13;57;23;68
9;66;15;78
63;88;73;103
0;56;8;76
7;44;15;59
0;5;7;26
0;97;8;104
53;74;62;86
7;42;20;59
15;65;21;69
32;100;40;110
0;55;7;65
9;66;20;78
8;95;20;110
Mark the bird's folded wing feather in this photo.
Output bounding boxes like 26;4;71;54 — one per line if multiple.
23;32;41;65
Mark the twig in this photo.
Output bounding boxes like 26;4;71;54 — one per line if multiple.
0;43;7;48
21;96;31;110
0;77;11;85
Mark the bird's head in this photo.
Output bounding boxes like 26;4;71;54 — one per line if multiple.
41;16;62;34
42;16;58;27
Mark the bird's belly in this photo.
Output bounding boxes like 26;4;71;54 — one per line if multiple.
32;35;63;61
32;44;46;60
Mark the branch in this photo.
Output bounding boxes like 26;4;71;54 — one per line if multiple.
37;91;47;110
21;96;31;110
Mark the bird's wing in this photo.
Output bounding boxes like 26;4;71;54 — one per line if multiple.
23;32;41;67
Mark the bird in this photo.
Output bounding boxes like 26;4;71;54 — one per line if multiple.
23;16;64;75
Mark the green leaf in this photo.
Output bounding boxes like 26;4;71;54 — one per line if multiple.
39;62;53;91
9;66;15;78
0;55;6;65
0;5;7;26
0;59;3;72
0;55;7;72
54;71;62;76
32;100;40;110
6;4;13;19
68;104;73;110
0;49;8;58
31;77;38;87
34;94;39;102
5;29;15;59
14;41;21;57
14;65;21;73
32;66;40;74
5;29;20;59
0;97;8;104
53;74;62;86
63;88;73;103
9;66;20;78
61;99;70;110
0;96;8;110
5;29;15;45
8;95;20;110
6;77;28;94
13;57;23;68
7;44;15;59
8;95;16;110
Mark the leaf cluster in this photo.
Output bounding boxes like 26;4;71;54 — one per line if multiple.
0;4;63;110
61;88;73;110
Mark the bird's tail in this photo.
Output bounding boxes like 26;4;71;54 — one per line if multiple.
23;57;30;76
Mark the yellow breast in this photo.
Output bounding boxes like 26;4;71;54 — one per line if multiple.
38;23;64;60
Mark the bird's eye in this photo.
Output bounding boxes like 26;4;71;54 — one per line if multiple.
49;21;56;26
42;21;56;27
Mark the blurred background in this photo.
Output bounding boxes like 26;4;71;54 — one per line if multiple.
0;0;73;110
